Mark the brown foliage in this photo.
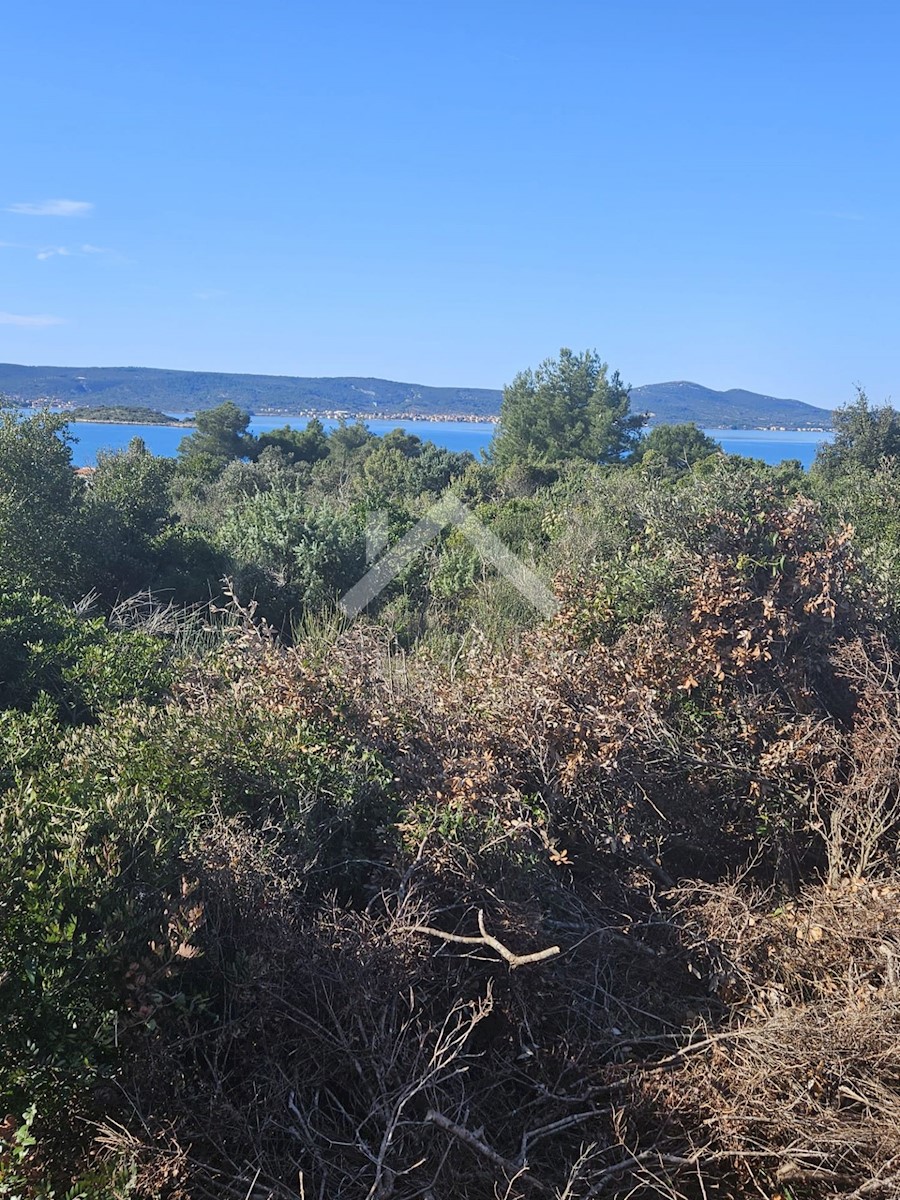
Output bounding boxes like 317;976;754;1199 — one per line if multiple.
87;498;900;1197
653;879;900;1197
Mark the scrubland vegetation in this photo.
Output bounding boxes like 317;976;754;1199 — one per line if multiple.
1;355;899;1199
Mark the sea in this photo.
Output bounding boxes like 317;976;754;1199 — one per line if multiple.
52;414;833;470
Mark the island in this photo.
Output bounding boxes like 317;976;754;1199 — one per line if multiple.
67;405;192;426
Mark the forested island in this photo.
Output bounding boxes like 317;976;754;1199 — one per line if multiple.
68;405;190;426
0;350;897;1199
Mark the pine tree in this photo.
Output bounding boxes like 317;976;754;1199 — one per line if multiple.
490;348;644;469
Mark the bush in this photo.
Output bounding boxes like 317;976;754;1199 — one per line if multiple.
217;487;366;626
0;627;392;1188
0;591;171;722
81;440;175;601
0;409;84;597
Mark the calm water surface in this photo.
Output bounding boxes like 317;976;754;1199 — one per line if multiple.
706;428;832;469
59;415;833;469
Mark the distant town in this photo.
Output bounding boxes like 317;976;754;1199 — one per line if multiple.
7;395;830;434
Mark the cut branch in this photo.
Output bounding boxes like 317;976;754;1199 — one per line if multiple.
407;910;560;969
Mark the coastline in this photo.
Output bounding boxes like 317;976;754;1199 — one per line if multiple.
13;400;831;433
67;416;193;428
63;411;829;433
60;409;497;427
248;408;500;424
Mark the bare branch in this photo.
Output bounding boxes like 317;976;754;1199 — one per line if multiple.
425;1111;549;1194
406;910;561;969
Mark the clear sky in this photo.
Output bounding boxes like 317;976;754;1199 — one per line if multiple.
2;0;898;406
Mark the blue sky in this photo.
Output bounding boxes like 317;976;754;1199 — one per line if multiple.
2;0;898;406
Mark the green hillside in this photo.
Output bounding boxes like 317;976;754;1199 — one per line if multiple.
632;380;833;428
0;363;835;428
0;363;502;417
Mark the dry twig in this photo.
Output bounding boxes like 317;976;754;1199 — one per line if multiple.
407;910;561;969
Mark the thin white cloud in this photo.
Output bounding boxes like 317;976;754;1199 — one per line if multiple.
7;199;93;217
194;288;229;300
31;243;111;261
0;311;65;327
1;238;112;260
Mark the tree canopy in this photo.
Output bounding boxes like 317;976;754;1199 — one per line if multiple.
814;388;900;476
490;348;645;470
255;417;330;465
630;422;720;475
82;437;176;596
0;407;83;595
178;401;257;469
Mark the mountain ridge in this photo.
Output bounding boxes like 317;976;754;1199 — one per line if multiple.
0;363;834;429
631;380;833;429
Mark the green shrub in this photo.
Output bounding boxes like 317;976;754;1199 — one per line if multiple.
0;409;84;597
0;591;171;721
0;636;392;1177
217;487;366;626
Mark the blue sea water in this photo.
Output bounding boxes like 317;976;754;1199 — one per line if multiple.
57;414;833;469
63;415;498;466
705;428;831;470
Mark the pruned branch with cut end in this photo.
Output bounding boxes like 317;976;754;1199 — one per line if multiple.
406;909;561;969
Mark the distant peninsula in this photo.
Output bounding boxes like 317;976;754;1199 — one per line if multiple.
0;362;835;430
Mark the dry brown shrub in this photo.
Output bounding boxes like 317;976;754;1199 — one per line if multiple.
813;635;900;885
86;508;900;1198
640;879;900;1198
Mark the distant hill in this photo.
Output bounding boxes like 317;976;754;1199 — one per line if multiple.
0;363;834;429
631;380;833;429
0;364;502;418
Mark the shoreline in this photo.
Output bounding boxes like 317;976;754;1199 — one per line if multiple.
64;412;830;433
68;416;193;428
242;409;500;424
17;403;832;433
60;409;498;427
